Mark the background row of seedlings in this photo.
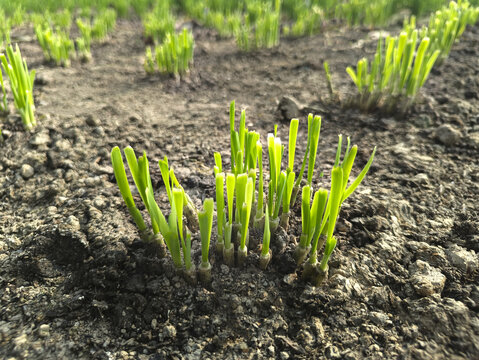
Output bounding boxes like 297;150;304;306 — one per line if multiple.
0;0;477;134
111;101;376;286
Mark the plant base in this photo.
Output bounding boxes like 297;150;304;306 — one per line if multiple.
183;264;197;285
302;261;328;286
237;245;248;267
269;217;280;234
259;249;272;270
253;213;265;230
280;212;290;231
198;262;212;284
149;233;167;258
223;244;235;267
293;240;310;265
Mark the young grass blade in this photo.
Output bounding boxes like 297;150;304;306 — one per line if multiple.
300;185;311;247
259;204;272;270
342;146;376;202
111;147;146;232
226;173;236;225
308;188;329;264
282;171;296;214
215;172;225;238
288;118;299;172
256;142;264;216
214;152;222;175
199;198;214;265
261;205;271;257
307;116;321;185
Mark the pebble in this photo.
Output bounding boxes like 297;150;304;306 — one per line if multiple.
38;324;50;337
409;260;446;297
29;131;51;146
20;164;34;179
435;124;462;146
446;244;479;273
85;114;100;126
277;95;302;122
325;345;341;359
66;215;81;231
280;351;290;360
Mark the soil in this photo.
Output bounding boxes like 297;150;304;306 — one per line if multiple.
1;18;479;360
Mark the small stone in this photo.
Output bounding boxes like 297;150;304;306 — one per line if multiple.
38;324;50;337
268;345;275;355
280;351;290;360
446;244;479;273
85;114;100;126
409;260;446;297
93;126;105;136
93;196;106;209
325;345;341;359
30;131;51;146
466;132;479;148
14;333;28;347
435;124;461;146
66;215;81;231
20;164;34;179
278;96;302;122
163;324;176;338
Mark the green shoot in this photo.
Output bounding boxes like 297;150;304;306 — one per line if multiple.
215;172;225;243
198;198;214;283
111;146;147;234
288;118;299;172
307;115;321;185
0;44;36;130
147;28;194;76
259;204;271;270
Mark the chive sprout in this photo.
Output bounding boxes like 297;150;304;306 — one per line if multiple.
0;44;36;130
223;173;236;266
198;198;214;283
259;205;271;270
215;172;225;254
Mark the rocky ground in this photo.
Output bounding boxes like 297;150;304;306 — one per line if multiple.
0;18;478;360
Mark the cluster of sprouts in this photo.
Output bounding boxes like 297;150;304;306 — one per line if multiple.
111;101;376;286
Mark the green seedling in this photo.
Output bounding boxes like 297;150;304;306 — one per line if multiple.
346;30;440;112
299;136;376;285
35;24;75;67
198;197;214;283
0;68;7;113
253;141;265;228
0;44;36;130
215;172;225;254
147;28;195;76
223;172;236;266
143;0;175;44
291;114;321;205
259;204;271;270
237;176;254;266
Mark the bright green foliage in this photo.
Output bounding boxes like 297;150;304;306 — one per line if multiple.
199;198;214;265
143;0;175;44
0;44;36;129
145;28;194;75
304;136;375;267
91;9;117;40
35;24;75;67
261;205;271;256
336;0;396;27
346;31;440;111
215;172;226;239
111;146;148;233
111;146;199;272
404;1;479;63
0;69;7;113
